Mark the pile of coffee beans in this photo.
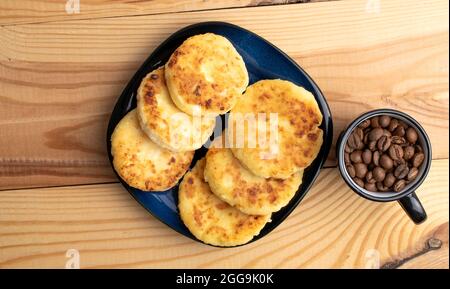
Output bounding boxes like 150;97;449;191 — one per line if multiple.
344;115;425;192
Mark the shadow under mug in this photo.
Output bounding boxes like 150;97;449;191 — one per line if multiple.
336;109;432;224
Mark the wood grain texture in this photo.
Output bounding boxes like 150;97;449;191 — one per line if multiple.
0;159;447;269
0;0;325;26
397;223;448;269
0;0;448;189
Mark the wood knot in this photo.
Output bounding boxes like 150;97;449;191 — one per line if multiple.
427;238;442;249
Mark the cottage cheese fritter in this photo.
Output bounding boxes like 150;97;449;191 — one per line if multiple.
178;158;270;246
228;79;323;179
111;109;194;191
137;66;216;152
165;33;248;116
204;135;303;215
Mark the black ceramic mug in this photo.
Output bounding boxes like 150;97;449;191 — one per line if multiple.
336;109;431;224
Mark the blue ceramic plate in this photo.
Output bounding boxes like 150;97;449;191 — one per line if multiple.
106;22;333;247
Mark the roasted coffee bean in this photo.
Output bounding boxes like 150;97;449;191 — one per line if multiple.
344;152;351;164
373;167;386;182
407;167;419;181
412;152;425;167
398;121;409;129
395;158;406;167
384;173;396;187
388;119;399;132
377;182;390;192
389;144;404;161
344;143;353;153
373;151;381;166
368;141;377;151
406;127;418;144
391;136;406;145
353;177;365;188
347;132;362;149
393;179;406;192
371;116;380;128
354;163;368;179
365;171;376;184
347;133;357;149
365;182;377;192
363;133;369;144
393;126;405;137
377;135;391;152
350;150;363;163
403;146;415;161
369;128;384;141
344;116;425;193
379;115;391;127
380;154;394;170
362;149;372;164
415;144;423;153
394;164;409;179
346;164;356;178
358;119;371;129
357;140;365;150
355;127;364;141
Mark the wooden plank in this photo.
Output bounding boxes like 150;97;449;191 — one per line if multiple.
0;0;448;189
397;224;448;269
0;159;447;268
0;0;326;26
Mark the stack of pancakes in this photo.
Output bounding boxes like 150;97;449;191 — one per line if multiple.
111;33;323;247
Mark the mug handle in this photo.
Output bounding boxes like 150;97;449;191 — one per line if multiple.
398;192;427;224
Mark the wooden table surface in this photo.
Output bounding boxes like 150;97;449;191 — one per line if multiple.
0;0;448;268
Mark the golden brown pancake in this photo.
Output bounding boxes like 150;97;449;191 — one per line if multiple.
178;158;271;246
137;66;216;152
111;109;194;191
165;33;248;116
204;135;303;215
228;79;323;179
